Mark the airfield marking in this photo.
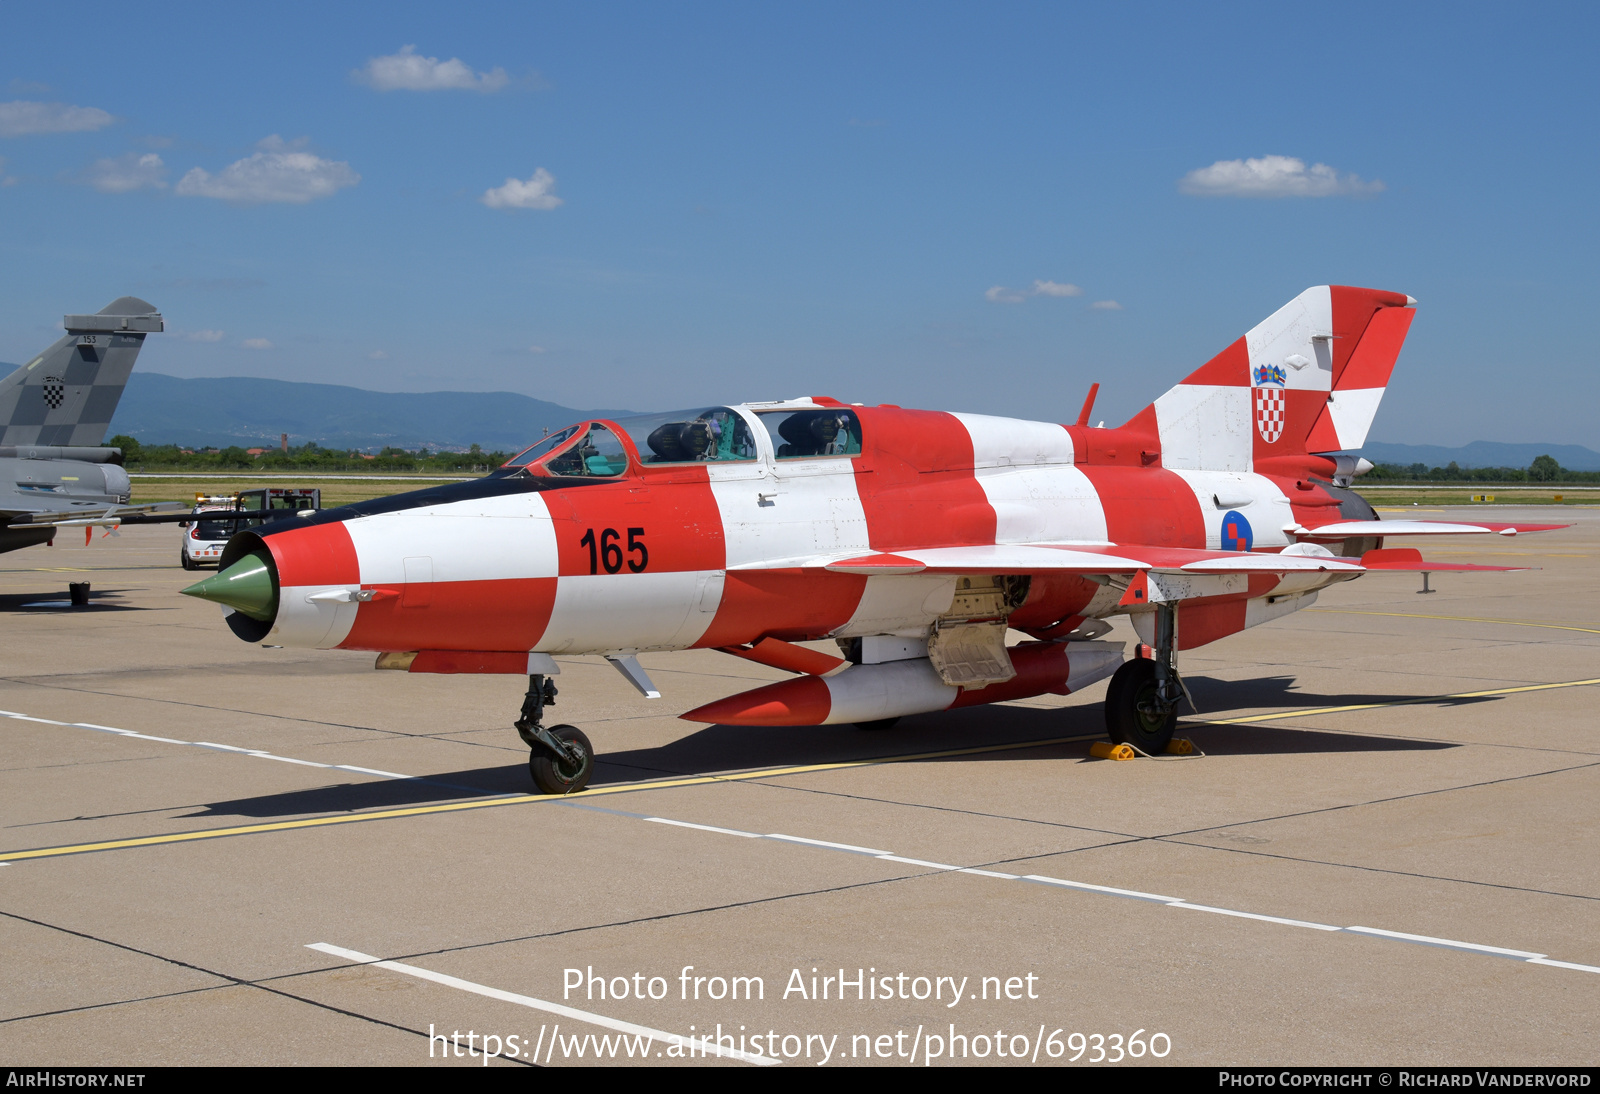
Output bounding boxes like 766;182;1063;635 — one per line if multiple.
6;674;1600;865
299;808;1600;984
1197;677;1600;726
305;943;777;1066
1307;608;1600;637
628;807;1600;977
0;710;411;780
0;734;1107;863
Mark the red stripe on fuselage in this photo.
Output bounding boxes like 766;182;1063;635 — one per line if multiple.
1079;466;1206;548
853;408;995;550
265;521;360;587
695;570;867;648
542;472;727;576
339;577;558;652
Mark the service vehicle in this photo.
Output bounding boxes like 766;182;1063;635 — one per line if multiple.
179;488;321;570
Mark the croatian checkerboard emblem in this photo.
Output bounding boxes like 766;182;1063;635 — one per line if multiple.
42;376;65;410
1253;364;1286;444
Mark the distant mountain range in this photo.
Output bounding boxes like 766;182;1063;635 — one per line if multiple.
3;365;1593;465
103;373;632;452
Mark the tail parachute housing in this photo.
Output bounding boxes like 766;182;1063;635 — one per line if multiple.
1147;286;1413;474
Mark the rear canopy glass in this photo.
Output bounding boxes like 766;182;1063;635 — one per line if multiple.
757;408;862;458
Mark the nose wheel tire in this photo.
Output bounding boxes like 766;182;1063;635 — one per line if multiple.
528;724;594;795
1104;658;1177;755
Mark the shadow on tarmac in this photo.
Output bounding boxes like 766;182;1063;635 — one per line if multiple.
0;589;149;613
189;682;1468;819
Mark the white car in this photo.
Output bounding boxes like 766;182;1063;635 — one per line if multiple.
178;506;237;570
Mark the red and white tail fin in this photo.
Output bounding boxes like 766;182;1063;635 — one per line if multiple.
1146;286;1414;473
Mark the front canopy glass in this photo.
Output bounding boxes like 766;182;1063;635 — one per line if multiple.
505;422;627;477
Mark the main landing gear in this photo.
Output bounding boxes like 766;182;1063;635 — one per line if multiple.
515;674;594;795
1104;602;1183;754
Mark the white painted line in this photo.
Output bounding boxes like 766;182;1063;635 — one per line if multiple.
306;943;777;1066
1527;957;1600;974
1167;902;1342;932
4;708;417;784
250;754;331;769
644;817;761;838
1344;926;1546;959
876;854;960;870
959;868;1020;880
765;834;892;856
1022;874;1181;904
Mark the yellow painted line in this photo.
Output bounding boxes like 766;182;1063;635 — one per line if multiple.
1200;677;1600;727
0;733;1100;864
1308;608;1600;636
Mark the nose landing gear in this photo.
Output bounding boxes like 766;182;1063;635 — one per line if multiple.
1104;602;1184;754
515;674;594;794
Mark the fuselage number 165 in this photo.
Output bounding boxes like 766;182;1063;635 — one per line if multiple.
579;527;648;574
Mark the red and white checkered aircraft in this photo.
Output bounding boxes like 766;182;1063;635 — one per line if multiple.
184;286;1562;792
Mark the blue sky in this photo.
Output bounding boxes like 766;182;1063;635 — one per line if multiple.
1;2;1596;446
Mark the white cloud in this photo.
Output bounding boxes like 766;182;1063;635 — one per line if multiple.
987;280;1085;304
1031;280;1082;297
367;349;388;360
528;345;548;354
86;152;167;193
176;329;226;342
0;100;113;137
354;45;509;92
481;168;562;210
0;157;14;186
1091;300;1123;311
175;136;359;205
1179;155;1384;198
242;338;273;349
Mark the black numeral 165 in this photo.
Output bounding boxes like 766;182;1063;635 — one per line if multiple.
579;527;648;574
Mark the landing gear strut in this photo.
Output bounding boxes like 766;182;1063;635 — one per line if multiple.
1105;602;1182;754
514;674;594;794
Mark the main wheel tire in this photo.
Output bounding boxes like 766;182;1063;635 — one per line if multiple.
528;724;594;794
854;717;901;731
1104;658;1177;754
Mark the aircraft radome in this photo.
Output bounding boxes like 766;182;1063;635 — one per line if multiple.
182;286;1565;793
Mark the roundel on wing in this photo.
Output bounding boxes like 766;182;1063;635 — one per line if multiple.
1221;510;1252;552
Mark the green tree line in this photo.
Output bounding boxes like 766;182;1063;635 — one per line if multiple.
109;436;512;473
1364;454;1597;483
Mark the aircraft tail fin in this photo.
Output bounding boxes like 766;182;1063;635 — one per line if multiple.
0;298;163;447
1144;286;1414;473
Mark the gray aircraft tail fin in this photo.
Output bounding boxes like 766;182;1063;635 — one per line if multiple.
0;297;163;447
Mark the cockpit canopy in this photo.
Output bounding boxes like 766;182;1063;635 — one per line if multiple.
505;405;863;477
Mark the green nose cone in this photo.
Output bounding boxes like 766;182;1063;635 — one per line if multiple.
182;551;279;621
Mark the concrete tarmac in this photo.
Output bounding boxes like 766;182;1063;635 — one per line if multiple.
1;510;1596;1067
